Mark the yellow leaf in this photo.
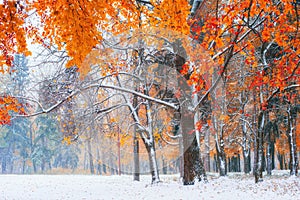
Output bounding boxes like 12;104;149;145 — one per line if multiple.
110;118;116;123
62;137;71;145
219;114;230;122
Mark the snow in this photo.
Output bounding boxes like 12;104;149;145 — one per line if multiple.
0;174;299;200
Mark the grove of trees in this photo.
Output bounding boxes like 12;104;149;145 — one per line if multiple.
0;0;299;185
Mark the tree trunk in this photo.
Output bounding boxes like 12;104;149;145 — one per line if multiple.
255;112;265;183
145;142;160;183
266;131;272;175
287;105;298;176
241;107;251;174
229;156;240;172
22;159;26;174
41;159;45;173
144;96;160;183
216;140;226;176
48;161;52;172
277;153;283;170
133;130;140;181
228;157;231;172
9;144;14;173
170;39;202;184
96;147;102;175
178;70;202;184
271;142;275;170
198;148;208;182
181;104;200;185
87;139;94;174
133;95;140;181
238;154;241;172
2;156;6;174
214;119;226;176
214;154;218;172
179;136;184;178
204;126;211;172
252;89;258;177
255;134;264;183
103;163;107;174
162;155;167;174
33;160;37;173
84;150;88;170
243;150;251;174
183;136;200;185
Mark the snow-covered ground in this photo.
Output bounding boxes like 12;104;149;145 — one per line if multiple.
0;174;299;200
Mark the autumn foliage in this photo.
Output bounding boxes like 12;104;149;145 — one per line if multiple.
0;96;25;125
0;0;299;179
0;1;30;69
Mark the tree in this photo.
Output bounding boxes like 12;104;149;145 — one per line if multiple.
190;0;300;182
0;0;299;184
0;54;30;173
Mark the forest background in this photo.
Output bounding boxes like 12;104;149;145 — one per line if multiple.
0;0;299;185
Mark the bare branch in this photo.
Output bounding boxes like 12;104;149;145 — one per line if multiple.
99;84;179;110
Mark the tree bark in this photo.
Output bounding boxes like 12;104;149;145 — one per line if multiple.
277;153;284;170
87;139;94;174
216;139;227;176
266;128;272;175
2;156;6;174
243;150;251;174
96;147;102;175
133;129;140;181
287;105;298;176
183;136;200;185
133;95;140;181
204;126;211;172
255;112;265;183
144;142;160;183
265;112;275;176
181;106;200;185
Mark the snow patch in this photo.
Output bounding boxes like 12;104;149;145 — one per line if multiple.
0;174;299;199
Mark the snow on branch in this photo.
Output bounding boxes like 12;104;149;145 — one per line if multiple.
98;84;179;110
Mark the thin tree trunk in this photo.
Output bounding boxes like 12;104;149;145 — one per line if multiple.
133;129;140;181
87;139;94;174
216;139;226;176
143;95;160;183
162;155;167;174
266;129;272;175
238;154;241;172
277;153;283;170
96;147;102;175
253;89;258;177
243;150;251;174
33;160;37;173
144;142;160;183
271;142;275;170
22;159;26;174
133;95;140;181
179;135;184;178
241;108;251;174
84;150;88;170
287;105;297;176
255;112;265;183
204;126;211;172
2;156;6;174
